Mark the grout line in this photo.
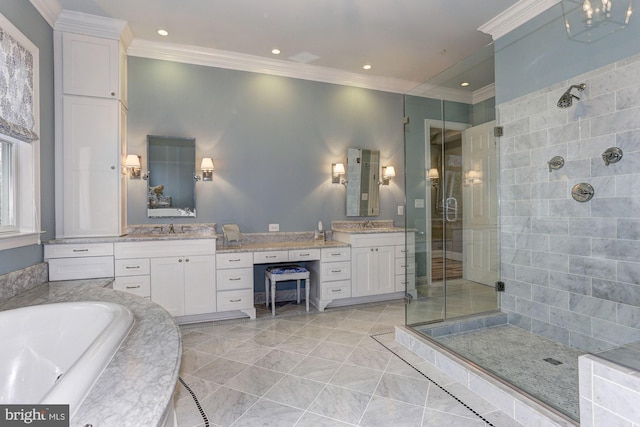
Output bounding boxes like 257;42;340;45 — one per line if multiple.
370;332;496;427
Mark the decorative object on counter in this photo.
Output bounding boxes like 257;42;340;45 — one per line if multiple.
332;163;346;184
200;157;214;181
380;165;396;185
265;265;310;316
556;83;586;108
222;223;242;243
602;147;623;166
547;156;565;172
571;182;595;202
315;221;326;241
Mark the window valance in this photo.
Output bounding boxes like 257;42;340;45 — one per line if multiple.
0;25;38;143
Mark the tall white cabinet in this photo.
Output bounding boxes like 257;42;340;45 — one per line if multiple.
54;13;131;238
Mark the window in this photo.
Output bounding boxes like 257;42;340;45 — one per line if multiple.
0;13;40;250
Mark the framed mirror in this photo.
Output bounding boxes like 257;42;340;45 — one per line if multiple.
147;135;197;218
346;148;380;216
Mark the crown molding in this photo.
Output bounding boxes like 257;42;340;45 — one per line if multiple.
54;10;132;45
479;0;560;40
473;83;495;103
29;0;62;28
128;39;419;95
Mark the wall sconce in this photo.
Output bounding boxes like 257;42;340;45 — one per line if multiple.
465;170;482;185
200;157;214;181
125;154;142;179
380;165;396;185
332;163;346;184
427;168;439;188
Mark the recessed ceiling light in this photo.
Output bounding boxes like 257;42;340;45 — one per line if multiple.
157;29;169;36
363;64;372;70
460;82;470;87
272;48;281;55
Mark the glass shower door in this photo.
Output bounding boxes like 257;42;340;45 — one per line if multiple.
405;100;500;327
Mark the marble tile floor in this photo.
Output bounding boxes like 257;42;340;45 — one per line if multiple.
176;300;524;427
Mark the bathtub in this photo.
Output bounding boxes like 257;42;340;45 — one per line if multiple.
0;301;135;419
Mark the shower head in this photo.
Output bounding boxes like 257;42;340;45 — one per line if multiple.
557;83;586;108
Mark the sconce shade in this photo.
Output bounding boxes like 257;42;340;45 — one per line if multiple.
201;157;215;171
428;168;439;179
383;166;396;178
333;163;345;175
125;154;141;168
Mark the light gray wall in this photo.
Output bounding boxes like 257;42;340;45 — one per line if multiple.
127;57;406;232
495;4;640;104
496;7;640;352
0;1;54;275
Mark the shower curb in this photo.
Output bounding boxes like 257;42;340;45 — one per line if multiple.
395;325;579;427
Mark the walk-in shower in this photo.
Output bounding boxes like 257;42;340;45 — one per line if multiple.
556;83;586;108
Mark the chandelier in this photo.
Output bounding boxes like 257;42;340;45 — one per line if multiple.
561;0;633;43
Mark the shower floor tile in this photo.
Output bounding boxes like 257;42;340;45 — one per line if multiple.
429;324;585;421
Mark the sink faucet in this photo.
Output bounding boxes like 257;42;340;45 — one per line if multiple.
168;224;175;234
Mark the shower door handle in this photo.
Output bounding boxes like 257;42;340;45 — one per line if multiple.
445;197;458;222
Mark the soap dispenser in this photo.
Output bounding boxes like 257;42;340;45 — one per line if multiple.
315;221;326;241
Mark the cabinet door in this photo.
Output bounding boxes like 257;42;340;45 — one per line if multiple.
150;257;185;316
351;247;374;297
62;96;120;237
62;32;119;98
374;245;396;295
183;255;216;316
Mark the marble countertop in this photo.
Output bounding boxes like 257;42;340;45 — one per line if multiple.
0;280;181;427
217;239;349;253
331;226;407;234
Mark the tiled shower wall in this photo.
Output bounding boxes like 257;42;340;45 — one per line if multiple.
497;52;640;353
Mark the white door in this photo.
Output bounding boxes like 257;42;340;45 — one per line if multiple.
462;121;499;285
374;245;396;295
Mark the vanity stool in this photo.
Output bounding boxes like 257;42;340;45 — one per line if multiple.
265;265;310;316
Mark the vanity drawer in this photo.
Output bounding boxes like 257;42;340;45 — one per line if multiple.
395;274;416;292
115;258;150;276
321;261;351;281
253;250;288;264
395;245;415;258
216;252;253;269
289;248;321;261
217;267;253;291
114;275;151;297
217;289;254;311
395;258;415;274
45;243;113;259
321;247;350;262
48;256;114;281
321;280;351;300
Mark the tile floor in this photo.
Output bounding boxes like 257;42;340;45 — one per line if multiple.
175;301;524;427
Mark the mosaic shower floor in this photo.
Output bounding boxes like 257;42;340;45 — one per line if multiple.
426;324;586;421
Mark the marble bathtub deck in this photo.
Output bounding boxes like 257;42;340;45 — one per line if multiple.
175;301;524;427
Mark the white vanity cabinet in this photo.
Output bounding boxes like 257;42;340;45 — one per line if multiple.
333;231;407;299
114;240;216;318
54;20;129;238
308;247;351;311
216;253;256;318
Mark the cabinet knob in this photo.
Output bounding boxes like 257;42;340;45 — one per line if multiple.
185;258;190;262
110;166;115;170
111;92;116;96
375;248;378;251
178;259;182;262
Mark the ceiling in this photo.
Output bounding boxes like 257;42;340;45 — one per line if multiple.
50;0;522;94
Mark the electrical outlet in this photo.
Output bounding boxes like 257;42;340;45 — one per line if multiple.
397;205;404;216
269;223;279;232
